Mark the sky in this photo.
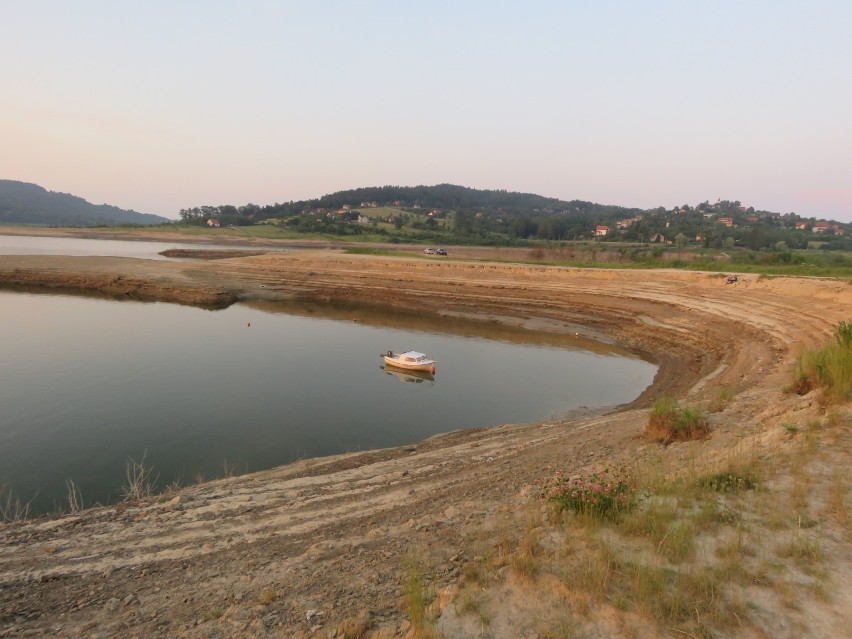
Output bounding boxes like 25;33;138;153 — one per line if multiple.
2;1;851;222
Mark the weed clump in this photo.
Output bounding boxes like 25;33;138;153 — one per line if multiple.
645;397;710;444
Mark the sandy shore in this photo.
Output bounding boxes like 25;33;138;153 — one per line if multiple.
0;248;849;638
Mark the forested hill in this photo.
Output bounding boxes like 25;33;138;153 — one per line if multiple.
0;180;169;226
304;184;640;218
179;183;643;224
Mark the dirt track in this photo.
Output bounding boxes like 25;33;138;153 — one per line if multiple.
0;250;850;638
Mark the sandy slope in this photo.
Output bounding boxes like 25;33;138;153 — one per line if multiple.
0;250;849;638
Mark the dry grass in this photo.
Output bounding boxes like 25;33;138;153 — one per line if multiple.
65;479;83;513
0;484;33;523
258;587;277;606
121;451;158;502
708;386;735;413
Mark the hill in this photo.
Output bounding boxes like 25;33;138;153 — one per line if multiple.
179;183;642;225
0;180;169;226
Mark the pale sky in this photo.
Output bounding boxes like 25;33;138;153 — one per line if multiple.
2;1;850;221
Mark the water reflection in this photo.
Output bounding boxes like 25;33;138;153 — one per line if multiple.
0;233;280;261
381;366;436;384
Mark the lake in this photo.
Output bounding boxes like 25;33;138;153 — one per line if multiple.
0;233;276;261
0;240;657;516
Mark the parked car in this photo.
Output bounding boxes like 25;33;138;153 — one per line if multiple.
424;247;436;254
436;248;448;255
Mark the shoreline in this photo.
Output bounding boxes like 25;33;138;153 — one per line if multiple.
1;248;849;638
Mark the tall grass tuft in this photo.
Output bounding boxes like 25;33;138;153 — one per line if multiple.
793;321;852;403
403;556;438;638
646;397;710;444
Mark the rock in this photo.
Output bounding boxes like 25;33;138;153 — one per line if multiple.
122;593;137;607
443;505;459;519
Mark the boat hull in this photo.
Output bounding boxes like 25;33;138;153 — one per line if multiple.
382;356;436;372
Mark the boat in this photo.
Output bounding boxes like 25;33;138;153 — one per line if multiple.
382;350;437;374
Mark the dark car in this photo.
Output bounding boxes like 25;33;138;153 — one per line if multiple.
436;248;448;256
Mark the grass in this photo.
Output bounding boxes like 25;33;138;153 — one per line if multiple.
446;431;847;636
404;556;439;638
645;396;711;443
793;321;852;403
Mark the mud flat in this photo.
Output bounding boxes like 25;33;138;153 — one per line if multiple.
0;251;850;638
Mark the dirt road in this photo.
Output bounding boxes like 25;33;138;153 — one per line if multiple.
0;250;849;638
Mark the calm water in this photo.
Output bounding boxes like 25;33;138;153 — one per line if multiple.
0;292;656;517
0;233;275;261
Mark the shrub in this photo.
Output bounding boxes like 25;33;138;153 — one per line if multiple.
541;464;636;519
646;397;710;444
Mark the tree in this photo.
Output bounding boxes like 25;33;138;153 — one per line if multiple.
674;233;687;249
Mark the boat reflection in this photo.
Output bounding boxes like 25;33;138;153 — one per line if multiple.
380;366;435;384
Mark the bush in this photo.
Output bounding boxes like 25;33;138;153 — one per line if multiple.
541;464;636;519
646;397;710;444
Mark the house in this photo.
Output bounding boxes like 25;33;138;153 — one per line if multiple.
812;221;831;233
616;218;634;230
718;217;734;227
833;225;845;236
207;218;220;228
594;225;610;237
357;214;371;224
795;222;808;230
648;233;665;243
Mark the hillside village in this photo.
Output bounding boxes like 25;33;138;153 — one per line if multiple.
180;185;851;252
